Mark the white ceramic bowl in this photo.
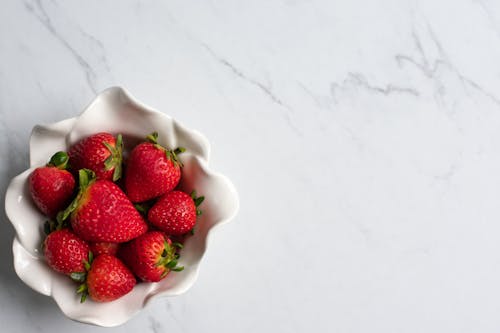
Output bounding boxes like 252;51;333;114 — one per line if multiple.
4;87;239;327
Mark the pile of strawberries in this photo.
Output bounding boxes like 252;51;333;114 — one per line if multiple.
29;132;204;303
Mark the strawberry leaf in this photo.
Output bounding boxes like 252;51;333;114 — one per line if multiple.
78;168;96;188
82;251;94;271
194;196;205;207
190;190;204;216
156;238;185;274
76;283;88;303
146;132;159;144
166;259;178;269
145;132;185;167
112;162;122;182
166;147;185;168
103;134;123;181
44;220;56;235
164;240;173;256
134;202;151;216
172;242;183;249
47;151;70;169
174;147;186;154
88;251;94;265
76;283;87;293
70;272;86;283
171;266;184;272
57;169;96;224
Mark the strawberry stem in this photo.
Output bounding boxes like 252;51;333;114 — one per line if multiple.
47;151;69;169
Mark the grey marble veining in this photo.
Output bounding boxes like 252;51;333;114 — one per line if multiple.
3;0;500;332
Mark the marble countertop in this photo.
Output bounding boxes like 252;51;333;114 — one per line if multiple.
2;0;500;332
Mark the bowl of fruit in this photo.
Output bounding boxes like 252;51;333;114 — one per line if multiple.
4;87;239;326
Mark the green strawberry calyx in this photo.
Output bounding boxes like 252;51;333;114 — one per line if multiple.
56;169;96;227
73;251;94;303
187;190;205;235
46;151;70;170
157;240;184;278
43;219;62;234
190;190;205;216
146;131;186;168
103;133;123;182
134;201;152;216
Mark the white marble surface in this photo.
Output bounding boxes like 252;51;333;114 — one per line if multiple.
2;0;500;332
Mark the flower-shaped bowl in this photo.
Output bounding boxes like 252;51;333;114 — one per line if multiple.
4;87;239;326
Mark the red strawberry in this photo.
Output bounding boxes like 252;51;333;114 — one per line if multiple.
119;231;184;282
77;254;136;302
59;169;148;242
44;229;90;275
29;152;76;218
125;132;184;202
89;242;120;256
148;190;204;236
68;132;123;181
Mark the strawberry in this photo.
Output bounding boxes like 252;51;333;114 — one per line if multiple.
29;151;76;218
44;229;90;276
119;231;184;282
76;254;136;303
89;242;120;256
148;190;204;236
125;132;184;202
59;169;148;242
68;132;123;181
